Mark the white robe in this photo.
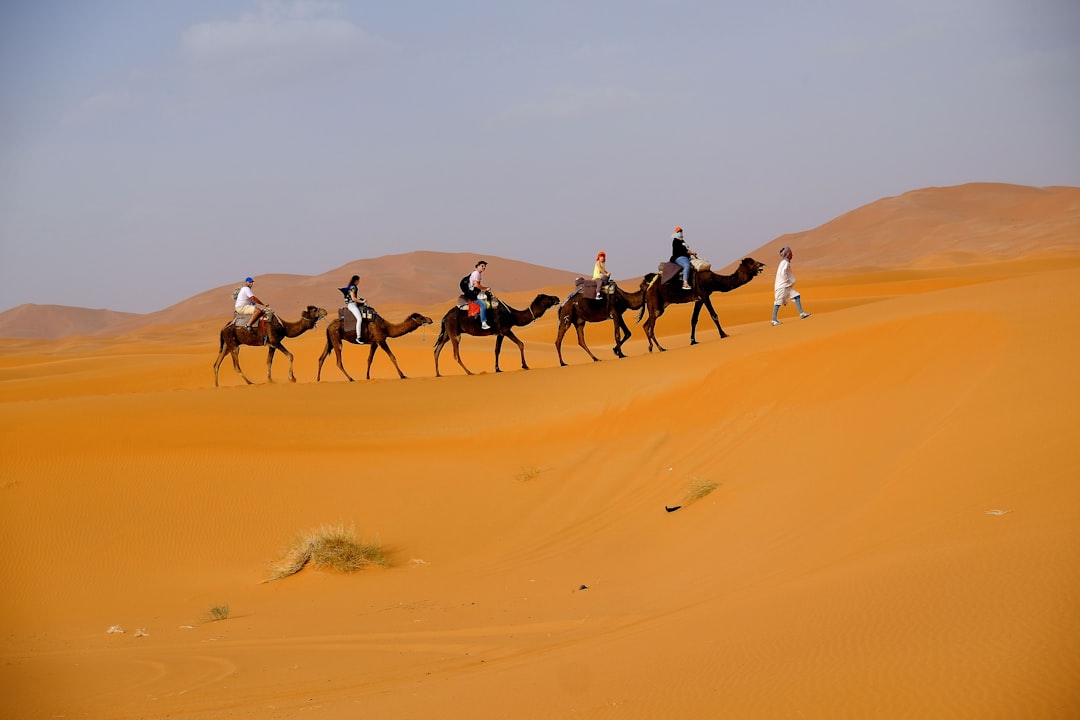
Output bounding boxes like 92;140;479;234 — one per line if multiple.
774;258;800;306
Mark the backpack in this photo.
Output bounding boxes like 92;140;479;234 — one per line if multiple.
459;274;472;297
232;286;242;301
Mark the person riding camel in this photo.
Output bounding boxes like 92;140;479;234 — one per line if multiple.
234;277;266;329
593;251;610;300
670;227;697;291
468;260;492;330
339;274;366;344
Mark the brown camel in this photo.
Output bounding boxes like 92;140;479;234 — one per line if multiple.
213;305;328;387
636;258;765;352
554;282;646;365
316;310;434;382
433;293;560;377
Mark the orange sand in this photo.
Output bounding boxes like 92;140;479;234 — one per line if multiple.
2;190;1079;719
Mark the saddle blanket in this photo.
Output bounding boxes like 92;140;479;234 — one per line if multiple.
338;305;375;342
456;295;500;311
574;277;612;297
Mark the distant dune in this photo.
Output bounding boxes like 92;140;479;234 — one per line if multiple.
763;182;1080;270
2;183;1078;340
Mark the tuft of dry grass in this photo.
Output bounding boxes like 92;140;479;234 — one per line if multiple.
685;477;719;503
208;604;230;622
515;466;544;482
267;523;388;582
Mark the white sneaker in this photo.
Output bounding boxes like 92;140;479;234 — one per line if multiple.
771;320;782;326
800;312;811;319
481;322;491;330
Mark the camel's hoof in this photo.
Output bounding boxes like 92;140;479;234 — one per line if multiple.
559;362;567;367
690;339;698;345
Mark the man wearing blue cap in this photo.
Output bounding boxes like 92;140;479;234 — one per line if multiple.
234;276;266;328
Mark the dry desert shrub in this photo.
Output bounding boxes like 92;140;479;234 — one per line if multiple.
208;604;230;622
685;477;719;503
268;523;388;581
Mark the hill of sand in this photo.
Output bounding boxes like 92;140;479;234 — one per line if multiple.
1;184;1078;719
0;252;583;340
4;183;1078;341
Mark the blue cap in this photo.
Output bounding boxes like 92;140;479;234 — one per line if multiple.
245;277;254;283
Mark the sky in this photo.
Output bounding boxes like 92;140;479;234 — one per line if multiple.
1;0;1078;313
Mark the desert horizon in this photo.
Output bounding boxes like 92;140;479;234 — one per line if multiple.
1;183;1079;719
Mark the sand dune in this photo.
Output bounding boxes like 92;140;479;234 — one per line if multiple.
1;186;1079;719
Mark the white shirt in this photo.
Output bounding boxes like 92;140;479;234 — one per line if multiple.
469;269;484;291
236;285;255;309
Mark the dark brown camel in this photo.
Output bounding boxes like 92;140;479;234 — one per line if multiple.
636;258;765;352
433;293;560;377
554;282;646;365
316;311;434;382
214;305;328;386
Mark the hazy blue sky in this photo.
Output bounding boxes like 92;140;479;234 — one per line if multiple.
1;0;1078;313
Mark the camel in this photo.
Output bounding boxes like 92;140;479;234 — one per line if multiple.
316;310;434;382
554;282;646;365
636;258;765;352
214;305;328;386
433;293;560;377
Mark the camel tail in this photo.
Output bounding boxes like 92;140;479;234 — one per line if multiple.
433;319;448;348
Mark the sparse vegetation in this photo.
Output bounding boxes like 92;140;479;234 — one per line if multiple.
268;523;388;581
515;466;544;482
685;477;719;503
208;604;230;622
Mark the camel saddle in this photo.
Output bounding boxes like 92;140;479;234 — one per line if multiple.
574;277;613;298
338;305;376;339
456;294;500;311
230;309;274;345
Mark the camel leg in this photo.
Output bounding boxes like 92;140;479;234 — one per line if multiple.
267;344;297;383
334;340;354;382
452;334;473;375
645;312;667;353
449;332;473;376
316;338;333;381
575;322;599;362
281;344;298;382
373;340;407;379
689;302;703;345
494;334;504;373
227;347;254;384
434;337;445;377
554;317;571;367
504;330;528;370
702;296;727;339
213;347;229;387
613;317;631;358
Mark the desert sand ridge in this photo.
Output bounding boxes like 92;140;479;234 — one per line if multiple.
4;183;1078;340
0;183;1078;719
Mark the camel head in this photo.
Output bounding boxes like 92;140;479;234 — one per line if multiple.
742;258;766;276
534;294;560;313
304;306;329;323
409;313;434;327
